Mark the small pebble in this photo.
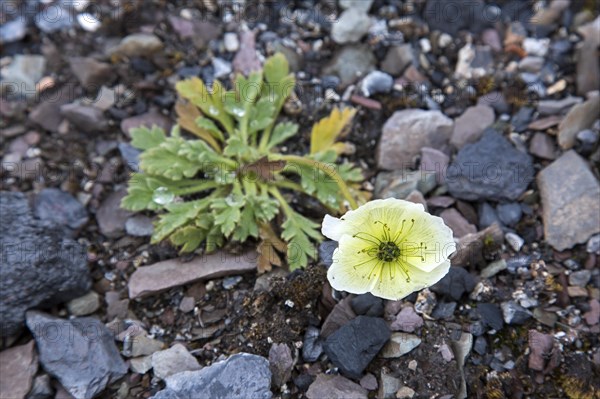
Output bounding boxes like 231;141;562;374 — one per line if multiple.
505;232;525;252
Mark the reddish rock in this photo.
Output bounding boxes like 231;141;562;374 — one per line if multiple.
0;341;38;399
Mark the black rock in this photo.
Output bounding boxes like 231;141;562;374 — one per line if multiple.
511;107;534;133
351;293;384;317
293;374;314;392
496;203;522;226
478;202;502;229
33;188;88;230
323;316;391;379
302;326;324;362
26;311;127;399
474;336;488;355
1;192;91;336
130;57;156;74
447;129;534;202
501;301;532;325
319;240;338;268
432;302;457;320
431;267;476;301
476;303;504;331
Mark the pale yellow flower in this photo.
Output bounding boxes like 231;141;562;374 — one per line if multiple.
322;198;455;300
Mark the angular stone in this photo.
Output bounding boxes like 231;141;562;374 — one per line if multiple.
108;33;163;57
151;344;201;380
269;343;294;387
1;192;91;336
152;353;272;399
120;110;172;137
451;105;495;149
331;8;371;44
529;132;557;159
324;316;390;378
128;251;257;298
374;170;437;200
34;188;88;230
302;326;323;362
576;17;600;95
232;30;261;76
0;55;45;99
420;147;450;184
60;103;109;133
537;96;582;116
537;151;600;250
29;85;72;132
96;189;134;238
307;374;367;399
528;330;555;371
447;129;534;201
440;208;477;238
501;301;532;325
378;373;401;399
66;291;100;316
130;356;153;374
377;109;453;170
351;293;384;317
26;311;127;399
323;45;376;88
557;96;600;149
452;223;503;267
390;306;423;332
431;267;476;300
381;332;421;358
320;296;356;338
0;341;38;399
476;303;504;331
69;57;113;89
381;44;414;76
131;336;165;358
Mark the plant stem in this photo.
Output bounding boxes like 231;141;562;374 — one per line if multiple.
276;154;358;210
172;181;220;196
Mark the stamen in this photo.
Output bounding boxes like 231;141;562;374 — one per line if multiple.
352;232;381;245
395;260;411;283
351;256;378;270
393;218;416;242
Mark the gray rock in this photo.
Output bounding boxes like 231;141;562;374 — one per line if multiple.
390;306;423;332
529;132;557;160
375;169;437;199
1;55;46;99
66;291;100;316
501;301;532;325
360;71;393;97
26;311;127;399
478;202;502;229
125;215;154;236
359;373;378;391
120;111;172;138
518;56;545;73
331;8;371;44
128;251;256;299
557;96;600;149
152;353;272;399
0;340;38;399
420;147;450;184
34;188;88;230
339;0;374;12
69;57;113;89
0;17;27;44
34;5;72;33
569;270;592;287
447;129;534;201
269;343;293;387
381;44;414;76
107;33;163;57
302;326;323;362
476;303;503;331
537;151;600;250
0;192;91;336
319;241;337;268
381;332;421;358
351;293;384;317
451;105;495;149
130;356;153;374
511;107;534;133
440;208;477;238
431;267;475;301
576;17;600;96
129;335;165;358
496;203;522;226
212;57;232;79
480;259;507;278
378;373;401;399
323;45;375;88
27;373;54;399
60;103;109;133
431;302;457;320
505;232;525;252
537;96;582;116
320;297;356;338
307;374;367;399
323;316;390;378
118;142;141;169
377;109;453;170
96;189;134;238
587;234;600;254
151;344;201;380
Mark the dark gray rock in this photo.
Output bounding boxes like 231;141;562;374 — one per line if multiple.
478;202;502;229
511;107;534;133
60;103;109;133
152;353;272;399
447;129;534;202
1;192;91;336
432;302;457;320
26;311;127;399
269;343;293;387
476;303;504;331
323;45;376;88
473;336;487;355
351;293;384;317
506;255;532;273
496;203;522;227
33;188;88;230
302;327;323;362
501;301;532;325
360;71;393;97
118;142;141;170
323;316;390;379
319;241;337;268
431;267;475;301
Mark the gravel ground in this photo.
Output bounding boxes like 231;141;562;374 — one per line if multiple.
1;0;599;398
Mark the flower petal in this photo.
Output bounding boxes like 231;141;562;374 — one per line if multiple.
327;235;381;295
321;214;346;241
370;260;451;300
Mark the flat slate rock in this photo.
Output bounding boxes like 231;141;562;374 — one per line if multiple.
447;129;534;201
537;150;600;250
152;353;272;399
0;192;91;336
26;311;127;399
307;374;368;399
128;251;257;298
0;340;38;399
323;316;390;379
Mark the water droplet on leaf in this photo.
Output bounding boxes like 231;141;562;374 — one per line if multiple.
152;187;174;205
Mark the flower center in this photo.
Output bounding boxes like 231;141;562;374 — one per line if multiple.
377;241;400;262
